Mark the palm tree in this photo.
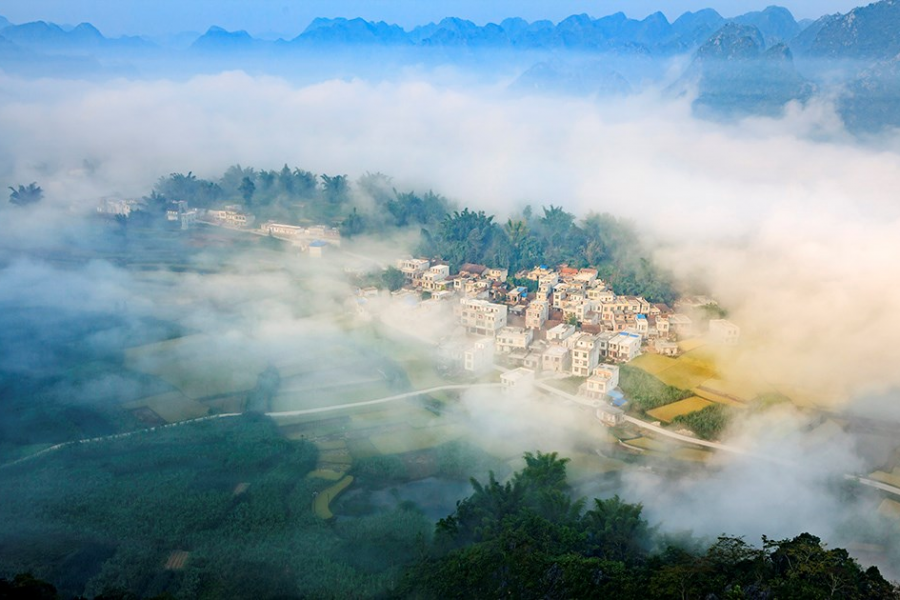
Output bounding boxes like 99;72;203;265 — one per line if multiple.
8;182;43;206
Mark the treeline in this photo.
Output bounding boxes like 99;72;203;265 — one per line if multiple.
419;206;677;303
146;167;450;237
147;166;676;302
401;451;899;599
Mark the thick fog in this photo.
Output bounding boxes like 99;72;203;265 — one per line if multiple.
2;57;900;578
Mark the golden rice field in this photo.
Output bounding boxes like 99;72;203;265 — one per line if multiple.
869;470;900;489
692;387;747;407
622;436;670;453
313;475;354;519
669;448;713;462
677;338;708;353
629;353;678;375
878;499;900;520
646;396;715;423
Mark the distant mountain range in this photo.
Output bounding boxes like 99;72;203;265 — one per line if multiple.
2;0;900;132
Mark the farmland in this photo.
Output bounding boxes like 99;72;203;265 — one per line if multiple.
647;396;715;423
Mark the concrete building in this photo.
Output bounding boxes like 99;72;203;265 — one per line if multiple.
208;208;252;227
397;258;430;283
501;368;535;394
709;319;741;345
464;338;495;373
456;298;508;336
580;364;620;400
655;340;679;356
483;268;509;282
525;300;549;330
542;345;571;373
668;314;694;338
596;404;625;426
569;333;601;377
546;323;576;344
421;264;450;292
608;332;642;362
262;222;305;237
495;326;534;354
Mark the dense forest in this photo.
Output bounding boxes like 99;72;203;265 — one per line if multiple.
401;452;898;599
145;166;677;303
4;450;897;599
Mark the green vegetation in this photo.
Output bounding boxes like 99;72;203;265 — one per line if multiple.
619;365;693;412
149;166;675;302
7;182;43;206
401;452;900;599
0;415;432;599
419;206;676;303
673;404;731;440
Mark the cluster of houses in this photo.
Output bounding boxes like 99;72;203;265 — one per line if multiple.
384;258;741;425
203;206;341;255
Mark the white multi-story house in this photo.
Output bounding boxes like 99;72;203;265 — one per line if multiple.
456;298;508;336
608;332;642;362
668;314;694;337
483;268;509;282
464;338;495;373
655;340;679;356
501;368;535;394
421;265;450;292
569;333;601;377
580;363;620;399
525;300;549;330
547;323;576;344
397;258;430;282
587;287;615;302
209;208;252;227
709;319;741;345
542;345;571;373
656;317;671;338
634;314;650;338
495;327;534;354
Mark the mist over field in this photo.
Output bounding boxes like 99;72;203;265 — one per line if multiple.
3;2;900;597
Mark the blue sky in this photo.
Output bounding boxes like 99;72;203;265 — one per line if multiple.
0;0;866;37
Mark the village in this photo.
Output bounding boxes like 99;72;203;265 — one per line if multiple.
355;257;742;429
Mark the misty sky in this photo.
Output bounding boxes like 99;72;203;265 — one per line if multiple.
0;0;866;37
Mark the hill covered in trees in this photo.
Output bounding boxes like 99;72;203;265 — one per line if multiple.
401;451;898;599
145;166;677;302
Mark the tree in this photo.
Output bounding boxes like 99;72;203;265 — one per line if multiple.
238;176;256;204
8;182;43;206
340;207;365;237
381;267;405;291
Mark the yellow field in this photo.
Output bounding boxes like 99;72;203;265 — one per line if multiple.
878;499;900;520
123;392;210;423
369;424;464;454
654;361;716;390
629;353;678;375
313;476;354;519
677;338;708;352
700;378;767;402
693;387;747;408
869;470;900;488
647;397;715;423
669;448;713;462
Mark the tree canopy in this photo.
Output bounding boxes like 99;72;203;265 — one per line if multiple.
8;182;43;206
